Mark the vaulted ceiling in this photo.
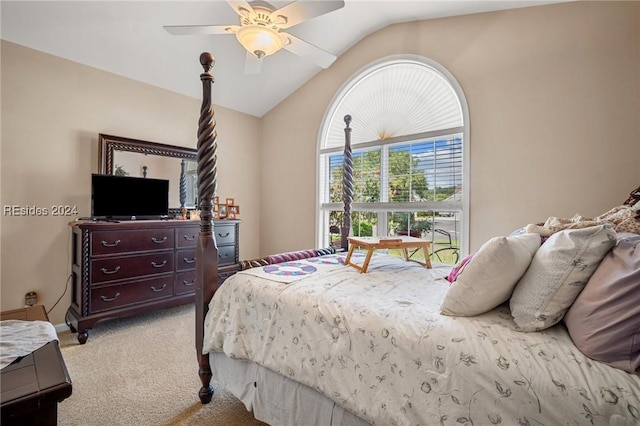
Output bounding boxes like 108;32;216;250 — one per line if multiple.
1;1;561;117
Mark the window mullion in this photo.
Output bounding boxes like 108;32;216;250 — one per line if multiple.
380;145;389;203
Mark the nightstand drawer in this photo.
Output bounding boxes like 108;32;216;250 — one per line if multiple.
91;252;174;284
91;229;174;256
90;275;173;313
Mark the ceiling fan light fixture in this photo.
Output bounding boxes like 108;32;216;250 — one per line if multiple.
236;25;283;58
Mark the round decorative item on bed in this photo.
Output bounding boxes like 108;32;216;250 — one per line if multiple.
509;224;616;332
564;232;640;375
440;233;541;317
263;262;317;276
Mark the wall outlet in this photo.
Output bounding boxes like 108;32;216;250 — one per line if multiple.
25;291;37;307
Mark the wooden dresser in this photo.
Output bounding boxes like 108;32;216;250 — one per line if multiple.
66;219;240;343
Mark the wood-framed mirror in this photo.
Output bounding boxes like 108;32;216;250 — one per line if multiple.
98;134;198;216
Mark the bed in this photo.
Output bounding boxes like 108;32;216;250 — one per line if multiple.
193;53;640;425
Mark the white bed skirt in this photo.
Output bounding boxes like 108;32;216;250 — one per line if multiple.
210;352;371;426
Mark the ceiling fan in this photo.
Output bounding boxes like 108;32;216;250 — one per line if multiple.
164;0;345;74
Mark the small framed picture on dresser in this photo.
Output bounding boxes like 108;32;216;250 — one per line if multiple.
226;198;235;206
218;204;227;218
228;205;239;214
227;212;237;219
214;196;219;205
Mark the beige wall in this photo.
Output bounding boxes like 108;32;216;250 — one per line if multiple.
1;41;261;325
2;1;639;326
260;1;640;256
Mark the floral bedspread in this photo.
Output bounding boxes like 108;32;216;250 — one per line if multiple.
203;254;640;426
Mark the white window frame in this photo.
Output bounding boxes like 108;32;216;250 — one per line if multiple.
316;55;470;257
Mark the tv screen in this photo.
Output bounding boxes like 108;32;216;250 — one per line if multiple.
91;174;169;219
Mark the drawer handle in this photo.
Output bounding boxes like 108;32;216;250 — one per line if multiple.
151;283;168;292
219;253;229;259
100;266;121;275
101;239;121;247
151;260;167;268
100;293;120;302
183;257;195;264
152;236;168;244
183;235;197;241
183;280;195;286
217;232;230;238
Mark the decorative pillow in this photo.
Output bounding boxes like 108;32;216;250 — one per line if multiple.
564;233;640;374
446;253;474;283
440;233;541;317
510;224;616;331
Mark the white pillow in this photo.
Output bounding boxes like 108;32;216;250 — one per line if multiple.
440;233;541;317
510;224;616;331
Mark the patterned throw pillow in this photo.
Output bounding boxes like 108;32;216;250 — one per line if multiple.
510;224;616;331
440;233;541;317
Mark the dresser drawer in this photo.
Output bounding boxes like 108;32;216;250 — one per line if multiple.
90;275;173;313
176;249;196;271
91;252;174;284
218;245;237;266
176;226;199;248
175;270;196;295
91;229;174;256
214;224;236;246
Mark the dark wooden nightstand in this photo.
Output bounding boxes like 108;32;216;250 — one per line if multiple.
1;305;72;426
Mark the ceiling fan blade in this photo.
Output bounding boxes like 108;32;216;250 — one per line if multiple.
271;0;345;29
226;0;255;17
163;25;239;36
243;51;263;75
281;33;337;69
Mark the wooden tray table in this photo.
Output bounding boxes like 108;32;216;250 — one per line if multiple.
345;236;432;273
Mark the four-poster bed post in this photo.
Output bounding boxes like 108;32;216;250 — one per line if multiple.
341;114;353;251
192;51;355;404
195;52;217;404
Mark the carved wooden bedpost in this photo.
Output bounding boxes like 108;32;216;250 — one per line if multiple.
195;52;218;404
341;115;353;251
179;159;187;209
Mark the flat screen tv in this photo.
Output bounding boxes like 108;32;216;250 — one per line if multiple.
91;174;169;220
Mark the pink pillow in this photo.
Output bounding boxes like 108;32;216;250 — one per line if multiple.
564;233;640;374
446;253;474;283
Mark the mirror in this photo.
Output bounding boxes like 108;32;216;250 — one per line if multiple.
98;134;197;216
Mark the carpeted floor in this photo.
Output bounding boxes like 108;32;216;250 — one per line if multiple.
57;304;267;426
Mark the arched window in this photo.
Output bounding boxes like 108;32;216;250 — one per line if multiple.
317;55;469;264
